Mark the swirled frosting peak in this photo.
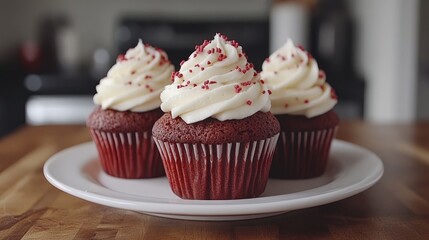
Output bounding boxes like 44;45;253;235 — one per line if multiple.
261;39;338;118
160;33;271;124
93;39;174;112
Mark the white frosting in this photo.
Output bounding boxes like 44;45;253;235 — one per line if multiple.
160;34;271;124
261;39;337;117
94;39;174;112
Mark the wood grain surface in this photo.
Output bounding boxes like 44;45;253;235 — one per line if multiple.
0;122;429;239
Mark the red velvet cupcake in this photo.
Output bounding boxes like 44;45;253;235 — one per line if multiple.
153;112;279;199
153;34;280;200
261;39;339;179
87;39;174;178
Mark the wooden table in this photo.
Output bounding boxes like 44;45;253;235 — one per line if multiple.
0;122;429;239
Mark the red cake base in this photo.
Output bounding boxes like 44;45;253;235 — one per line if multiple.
154;135;279;200
90;130;164;178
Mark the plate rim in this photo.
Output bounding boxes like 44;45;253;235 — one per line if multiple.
43;139;384;217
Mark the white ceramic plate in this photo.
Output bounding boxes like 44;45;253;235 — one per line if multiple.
44;140;383;221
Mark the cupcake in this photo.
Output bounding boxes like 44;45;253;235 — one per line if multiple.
261;39;339;179
87;39;174;178
152;33;280;200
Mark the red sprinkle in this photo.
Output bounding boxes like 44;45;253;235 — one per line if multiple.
318;70;326;79
230;40;239;48
207;61;211;65
219;33;228;41
195;40;210;53
131;70;136;75
239;53;242;58
253;72;258;76
218;53;227;61
304;99;309;104
201;67;205;71
265;57;270;63
267;90;272;95
160;59;170;66
297;45;305;51
234;84;242;93
260;79;265;84
189;69;193;73
285;103;289;108
145;75;152;79
117;54;126;62
180;60;185;66
246;100;252;105
262;90;266;94
240;81;252;86
331;89;338;99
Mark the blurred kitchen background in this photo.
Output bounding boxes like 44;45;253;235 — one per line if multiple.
0;0;426;137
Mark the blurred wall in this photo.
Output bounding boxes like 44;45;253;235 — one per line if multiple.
0;0;268;62
417;0;429;119
1;0;426;123
348;0;419;122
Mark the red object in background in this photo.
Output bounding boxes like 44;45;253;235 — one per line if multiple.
19;41;42;72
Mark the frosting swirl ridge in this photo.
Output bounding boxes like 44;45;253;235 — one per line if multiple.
261;39;337;117
94;39;174;112
160;34;271;124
